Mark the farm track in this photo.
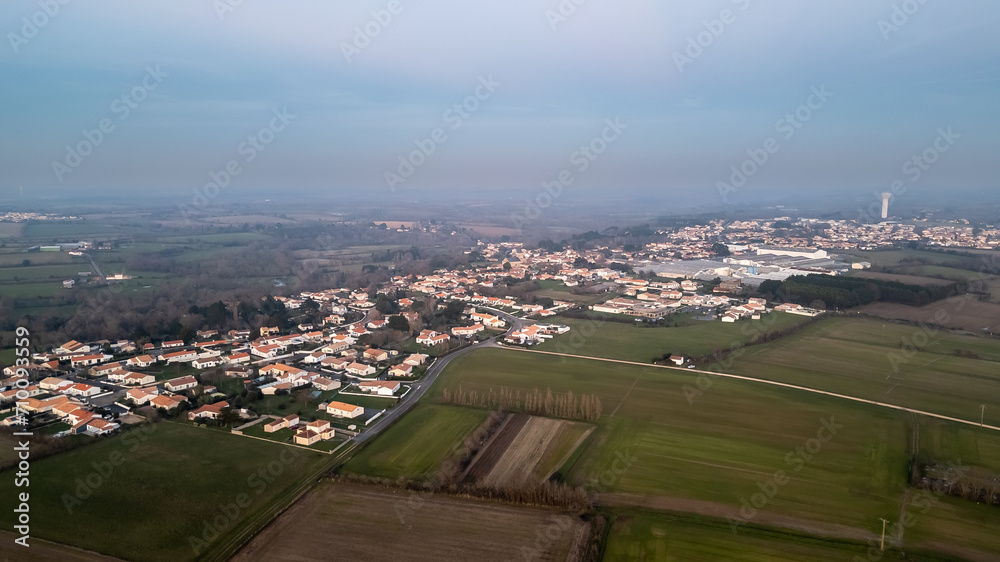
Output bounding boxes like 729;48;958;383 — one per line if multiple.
481;416;564;488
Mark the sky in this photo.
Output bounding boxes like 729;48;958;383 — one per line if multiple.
1;0;998;207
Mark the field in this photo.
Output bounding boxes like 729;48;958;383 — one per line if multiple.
850;270;956;286
859;300;1000;333
534;312;814;363
720;317;1000;423
603;513;888;562
424;346;1000;557
0;423;330;562
341;403;488;480
463;414;593;488
231;482;588;562
0;531;120;561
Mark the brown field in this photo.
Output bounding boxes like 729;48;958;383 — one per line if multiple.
850;271;955;286
231;482;587;562
464;414;593;488
0;223;23;238
0;531;121;561
375;220;417;228
860;300;1000;332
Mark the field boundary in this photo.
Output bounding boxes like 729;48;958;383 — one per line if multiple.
503;348;1000;433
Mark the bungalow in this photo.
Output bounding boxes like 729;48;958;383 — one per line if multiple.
452;324;484;337
39;376;73;392
346;362;376;377
55;340;89;354
293;429;321;446
323;314;345;326
192;357;221;369
187;400;230;421
71;354;112;368
326;400;364;419
126;387;158;405
388;364;413;378
122;371;152;388
161;340;184;349
669;355;685;366
260;326;280;337
224;365;252;378
322;341;350;355
347;324;368;337
250;344;280;358
260;363;307;379
303;331;325;343
403;353;428;367
312;377;340;391
195;340;228;349
162;350;198;364
226;352;251;364
126;355;156;368
50;397;86;417
264;414;299;433
415;330;440;345
321;357;350;371
150;394;185;410
367;319;388;330
359;380;401;396
362;348;389;363
228;330;252;341
261;382;293;395
196;329;218;339
90;362;124;376
164;375;198;392
302;351;327;364
73;417;119;436
63;383;102;397
470;312;505;328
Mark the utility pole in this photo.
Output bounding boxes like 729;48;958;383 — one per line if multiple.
982;405;986;428
879;518;889;551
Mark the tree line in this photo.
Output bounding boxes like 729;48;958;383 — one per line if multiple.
439;386;603;422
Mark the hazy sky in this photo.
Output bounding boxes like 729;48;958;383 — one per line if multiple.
1;1;997;205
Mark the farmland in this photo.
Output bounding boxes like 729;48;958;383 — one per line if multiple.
423;346;1000;557
0;423;329;562
463;414;593;488
720;316;1000;423
231;482;588;562
533;312;814;363
341;403;488;480
858;300;1000;333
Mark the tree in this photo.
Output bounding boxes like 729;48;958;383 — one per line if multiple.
503;262;512;271
443;300;465;321
388;315;410;332
711;243;731;257
21;259;30;267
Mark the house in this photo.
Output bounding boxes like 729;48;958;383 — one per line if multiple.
326;400;364;418
260;326;280;337
264;414;299;433
322;341;350;355
250;344;280;358
261;382;293;395
150;394;185;410
452;324;484;337
124;372;155;385
63;383;102;397
71;354;111;368
362;348;389;363
126;387;158;405
222;366;250;379
669;355;685;366
347;324;368;337
195;340;227;349
302;351;327;364
403;353;428;366
90;362;124;376
192;357;221;369
161;340;184;349
420;333;450;347
164;375;198;392
56;340;89;354
187;400;230;421
196;329;218;339
359;380;401;396
366;319;387;330
293;429;321;446
126;355;156;368
470;312;505;328
346;362;376;377
388;364;413;377
162;350;198;364
39;376;73;392
260;363;307;379
312;377;340;391
73;416;119;436
320;357;350;371
226;352;251;364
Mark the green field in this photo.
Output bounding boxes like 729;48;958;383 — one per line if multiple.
422;347;1000;556
342;403;487;480
534;312;814;363
0;422;329;562
603;513;890;562
720;317;1000;424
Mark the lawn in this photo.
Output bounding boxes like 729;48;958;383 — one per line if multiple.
341;403;487;481
0;422;329;562
720;316;1000;424
533;312;814;363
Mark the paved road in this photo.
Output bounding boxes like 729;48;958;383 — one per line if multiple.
355;340;488;442
81;252;103;279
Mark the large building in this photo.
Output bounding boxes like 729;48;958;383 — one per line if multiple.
755;246;828;260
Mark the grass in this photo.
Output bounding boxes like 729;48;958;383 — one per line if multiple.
0;422;329;562
719;316;1000;423
533;312;814;363
341;403;487;480
603;512;891;562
